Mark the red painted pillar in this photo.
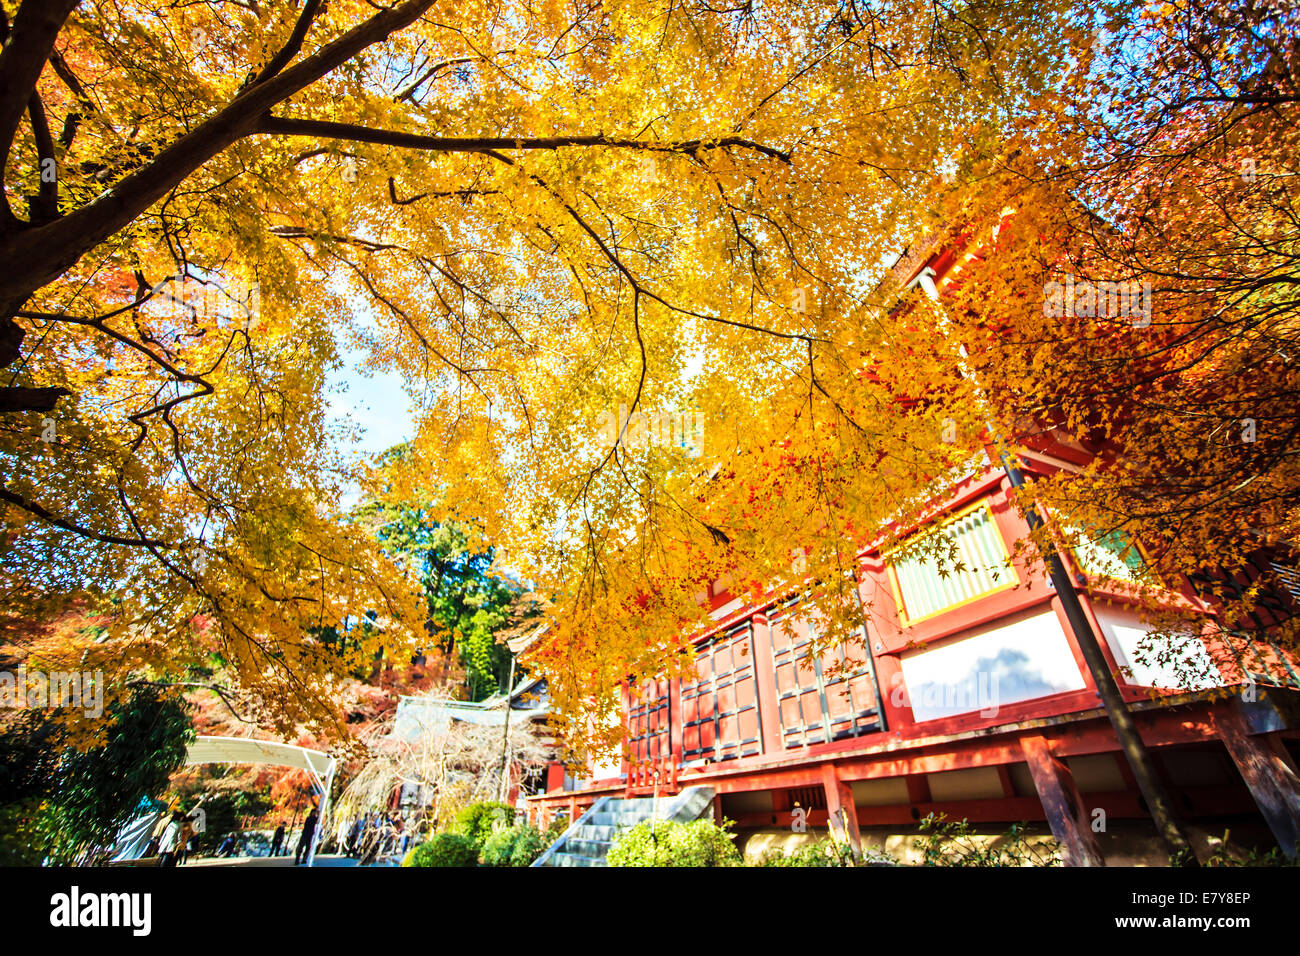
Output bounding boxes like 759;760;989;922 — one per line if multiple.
622;681;636;797
859;559;910;730
669;676;684;771
906;774;932;808
751;611;782;756
820;762;862;857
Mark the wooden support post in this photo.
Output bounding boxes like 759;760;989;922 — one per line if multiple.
1021;734;1105;867
999;453;1195;863
1215;701;1300;858
751;613;783;757
820;762;862;858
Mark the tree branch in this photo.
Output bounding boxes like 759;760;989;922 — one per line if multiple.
248;0;324;87
395;55;479;101
0;485;167;547
0;0;80;231
0;0;437;323
256;116;793;163
0;384;69;412
26;91;57;222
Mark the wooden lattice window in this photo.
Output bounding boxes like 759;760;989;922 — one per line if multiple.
681;622;763;762
626;677;672;766
769;604;882;748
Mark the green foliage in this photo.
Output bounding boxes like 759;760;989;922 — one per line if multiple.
41;686;195;864
607;818;742;867
757;840;858;867
1198;830;1298;867
0;713;61;804
914;814;1060;867
0;799;46;866
0;685;194;864
402;832;478;868
751;818;1061;867
0;713;60;864
479;822;552;867
453;800;516;850
364;500;524;700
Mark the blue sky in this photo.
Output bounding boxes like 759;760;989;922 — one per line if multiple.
326;336;415;464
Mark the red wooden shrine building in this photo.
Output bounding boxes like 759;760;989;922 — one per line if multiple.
520;233;1300;866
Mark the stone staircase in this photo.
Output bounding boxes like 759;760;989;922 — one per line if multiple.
532;786;715;867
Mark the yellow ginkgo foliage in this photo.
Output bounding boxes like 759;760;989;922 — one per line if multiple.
8;0;1293;755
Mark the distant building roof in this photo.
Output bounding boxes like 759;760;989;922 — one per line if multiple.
392;674;550;741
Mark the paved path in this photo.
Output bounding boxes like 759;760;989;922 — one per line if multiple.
185;853;399;868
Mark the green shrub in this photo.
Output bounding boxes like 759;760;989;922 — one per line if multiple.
607;818;742;867
453;801;516;850
1197;830;1298;867
479;822;552;867
757;841;854;867
0;800;45;866
402;833;478;867
915;814;1060;867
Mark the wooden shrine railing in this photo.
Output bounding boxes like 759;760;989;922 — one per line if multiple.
625;756;679;796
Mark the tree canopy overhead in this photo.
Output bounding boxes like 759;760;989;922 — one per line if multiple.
2;0;1294;755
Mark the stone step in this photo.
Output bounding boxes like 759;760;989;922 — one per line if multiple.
532;786;717;867
574;824;616;842
609;797;661;812
565;838;612;857
589;810;670;827
545;850;603;867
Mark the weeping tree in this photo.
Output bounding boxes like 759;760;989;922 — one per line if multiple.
336;698;548;849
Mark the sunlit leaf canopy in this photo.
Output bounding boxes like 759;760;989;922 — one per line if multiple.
2;0;1294;756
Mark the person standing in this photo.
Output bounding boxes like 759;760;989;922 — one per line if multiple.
295;805;318;865
346;817;362;857
177;815;194;866
271;823;286;857
157;811;184;868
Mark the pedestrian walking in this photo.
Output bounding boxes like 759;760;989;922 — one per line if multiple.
294;805;318;865
271;823;286;857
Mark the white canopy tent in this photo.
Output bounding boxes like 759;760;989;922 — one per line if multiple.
184;735;338;866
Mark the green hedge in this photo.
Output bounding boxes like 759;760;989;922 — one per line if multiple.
453;801;516;850
402;833;478;867
479;823;551;867
607;818;742;867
